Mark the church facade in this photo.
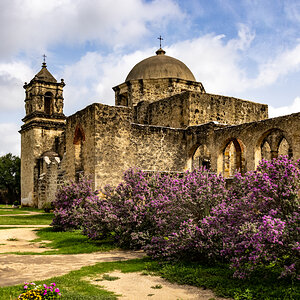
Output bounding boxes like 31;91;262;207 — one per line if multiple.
20;49;300;208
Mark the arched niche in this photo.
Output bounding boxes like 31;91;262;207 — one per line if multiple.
73;126;85;179
278;137;291;156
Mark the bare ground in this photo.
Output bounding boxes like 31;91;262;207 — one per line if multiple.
0;224;229;299
89;271;228;300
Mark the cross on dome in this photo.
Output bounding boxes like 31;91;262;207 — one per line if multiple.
157;35;163;48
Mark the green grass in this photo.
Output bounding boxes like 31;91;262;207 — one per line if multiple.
148;260;300;300
24;228;118;255
0;205;43;213
0;258;298;300
0;210;29;215
0;214;53;225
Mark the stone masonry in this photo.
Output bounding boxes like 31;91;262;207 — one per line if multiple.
20;49;300;207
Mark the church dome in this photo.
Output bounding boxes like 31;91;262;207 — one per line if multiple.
125;48;196;82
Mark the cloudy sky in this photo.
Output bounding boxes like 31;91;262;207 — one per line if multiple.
1;0;300;156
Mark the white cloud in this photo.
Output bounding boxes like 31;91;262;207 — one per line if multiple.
0;123;20;156
164;26;253;94
62;49;153;114
254;43;300;87
0;62;34;110
53;23;300;120
269;96;300;118
0;0;183;57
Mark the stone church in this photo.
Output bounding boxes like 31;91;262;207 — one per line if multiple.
20;48;300;208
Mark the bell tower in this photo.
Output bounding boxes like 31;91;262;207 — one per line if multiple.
20;60;66;207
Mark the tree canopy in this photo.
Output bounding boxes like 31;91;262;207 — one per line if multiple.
0;153;20;204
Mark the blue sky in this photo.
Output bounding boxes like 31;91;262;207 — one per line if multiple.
1;0;300;156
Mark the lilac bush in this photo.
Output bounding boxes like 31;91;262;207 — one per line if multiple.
82;167;226;249
51;156;299;280
51;176;97;231
151;156;299;279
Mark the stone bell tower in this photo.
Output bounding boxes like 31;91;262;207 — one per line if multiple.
20;60;66;207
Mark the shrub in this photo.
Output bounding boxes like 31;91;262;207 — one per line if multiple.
82;167;226;249
145;156;299;280
51;176;97;231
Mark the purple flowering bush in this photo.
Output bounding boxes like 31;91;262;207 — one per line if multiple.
52;156;299;280
82;167;226;249
51;176;97;231
207;156;300;279
145;156;299;280
155;156;299;279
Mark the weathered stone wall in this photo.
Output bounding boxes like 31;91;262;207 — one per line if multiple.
114;78;205;107
93;104;135;188
136;91;268;129
64;103;188;190
131;124;187;172
64;104;97;186
36;154;61;209
185;112;300;177
135;93;189;128
189;93;268;125
20;124;65;206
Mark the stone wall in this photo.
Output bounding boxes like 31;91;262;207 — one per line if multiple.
186;112;300;177
113;78;205;107
36;153;61;209
135;93;189;128
65;103;188;190
93;104;135;189
64;104;97;186
135;91;268;129
20;123;65;206
189;93;268;126
131;124;187;172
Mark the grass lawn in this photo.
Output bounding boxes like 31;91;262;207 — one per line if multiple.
0;205;43;213
19;228;118;255
0;258;299;300
0;208;298;299
0;210;29;215
0;214;53;225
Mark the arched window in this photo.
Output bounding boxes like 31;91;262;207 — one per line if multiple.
44;92;53;115
223;139;245;178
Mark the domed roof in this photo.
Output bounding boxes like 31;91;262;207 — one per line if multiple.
125;48;196;82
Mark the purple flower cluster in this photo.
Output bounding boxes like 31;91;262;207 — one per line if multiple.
52;156;299;280
51;176;98;231
159;156;299;279
82;167;226;249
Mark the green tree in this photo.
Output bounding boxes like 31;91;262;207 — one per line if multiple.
0;153;20;204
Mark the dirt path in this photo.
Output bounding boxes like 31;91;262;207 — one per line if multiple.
0;226;53;253
0;250;145;287
0;220;229;299
90;271;227;300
